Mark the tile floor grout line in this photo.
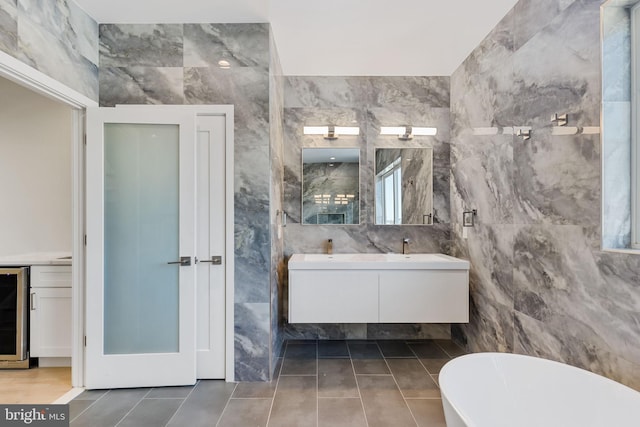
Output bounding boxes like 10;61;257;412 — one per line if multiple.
379;341;420;427
431;373;440;388
229;396;279;400
279;374;318;377
264;340;286;427
113;388;153;427
348;341;370;427
352;373;393;376
141;397;190;400
69;389;111;423
213;382;238;427
404;397;443;400
412;344;446;390
163;379;200;427
438;344;455;359
317;396;363;399
408;342;421;359
410;340;450;376
435;339;462;359
415;355;443;385
416;356;431;375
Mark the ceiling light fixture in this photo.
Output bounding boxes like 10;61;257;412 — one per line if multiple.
218;59;231;69
380;126;437;140
303;125;360;140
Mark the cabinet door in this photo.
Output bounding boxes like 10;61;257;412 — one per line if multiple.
30;287;72;357
289;270;379;323
379;270;469;323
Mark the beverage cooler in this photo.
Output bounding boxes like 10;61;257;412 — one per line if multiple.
0;268;29;368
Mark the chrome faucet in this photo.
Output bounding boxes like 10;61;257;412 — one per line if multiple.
402;238;410;254
327;238;333;255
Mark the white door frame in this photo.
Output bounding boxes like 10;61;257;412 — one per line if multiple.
0;50;95;388
0;50;236;385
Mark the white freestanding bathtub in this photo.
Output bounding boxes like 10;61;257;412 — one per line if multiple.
440;352;640;427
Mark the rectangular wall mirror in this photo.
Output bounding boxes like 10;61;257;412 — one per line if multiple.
302;148;360;225
375;148;433;225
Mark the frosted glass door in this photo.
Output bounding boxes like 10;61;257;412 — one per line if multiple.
104;123;179;354
86;108;196;389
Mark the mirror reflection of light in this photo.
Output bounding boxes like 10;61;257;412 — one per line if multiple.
335;126;360;135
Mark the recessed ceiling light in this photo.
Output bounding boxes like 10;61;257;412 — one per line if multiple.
218;60;231;69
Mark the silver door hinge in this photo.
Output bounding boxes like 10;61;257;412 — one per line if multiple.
83;134;87;145
84;235;87;246
84;336;87;347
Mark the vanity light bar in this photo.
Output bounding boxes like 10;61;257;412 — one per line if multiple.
410;127;438;136
380;126;407;135
551;126;601;136
334;126;360;135
303;126;360;138
304;126;329;135
380;126;438;139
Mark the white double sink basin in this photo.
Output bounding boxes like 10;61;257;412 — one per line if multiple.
288;252;469;270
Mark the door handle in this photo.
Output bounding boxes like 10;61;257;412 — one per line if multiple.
167;256;192;266
30;293;36;310
198;256;222;265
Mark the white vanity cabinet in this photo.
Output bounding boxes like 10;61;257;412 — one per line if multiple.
288;270;379;323
30;265;72;364
288;253;469;324
378;270;468;323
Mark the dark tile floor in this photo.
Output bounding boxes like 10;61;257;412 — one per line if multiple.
70;339;465;427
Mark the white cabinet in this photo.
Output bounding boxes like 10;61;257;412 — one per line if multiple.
378;270;468;323
288;255;469;324
289;270;378;323
30;265;72;364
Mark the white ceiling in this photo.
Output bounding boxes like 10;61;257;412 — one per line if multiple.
73;0;519;76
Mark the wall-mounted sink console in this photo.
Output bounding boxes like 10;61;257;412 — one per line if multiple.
288;253;469;324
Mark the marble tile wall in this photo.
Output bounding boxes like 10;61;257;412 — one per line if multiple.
99;23;280;382
0;0;98;100
451;0;640;389
282;76;452;340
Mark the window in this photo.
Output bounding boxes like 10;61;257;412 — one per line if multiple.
375;157;402;225
632;2;640;248
601;0;639;252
